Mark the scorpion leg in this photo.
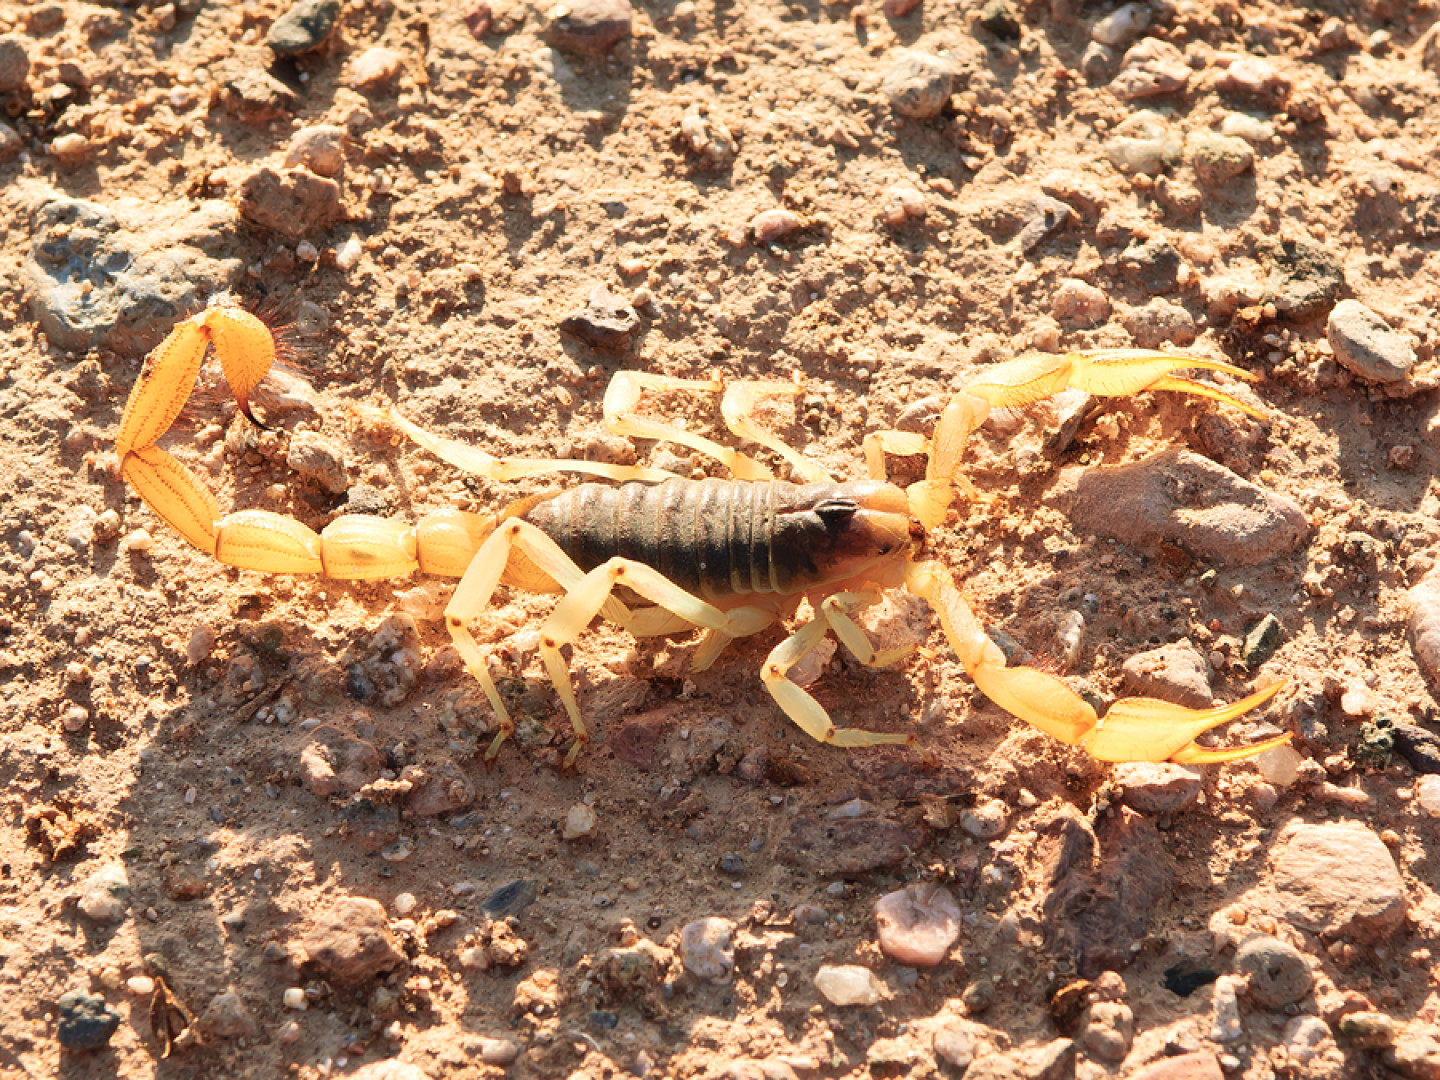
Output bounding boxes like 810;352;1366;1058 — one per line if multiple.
761;600;916;748
904;559;1291;763
719;375;832;483
444;519;628;761
603;371;775;480
382;407;678;485
538;558;776;766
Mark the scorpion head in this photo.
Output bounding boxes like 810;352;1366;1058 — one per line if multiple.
772;483;917;591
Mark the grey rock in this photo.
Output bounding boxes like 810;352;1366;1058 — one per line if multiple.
882;50;954;119
267;0;341;56
220;67;299;126
1338;1010;1396;1048
404;758;476;817
1119;235;1181;293
286;431;348;493
679;917;735;983
546;0;633;56
1080;1000;1135;1063
237;167;342;240
482;878;537;916
26;194;242;356
1058;448;1309;568
559;284;640;349
933;1019;986;1068
57;990;121;1052
1111;37;1189;99
1123;297;1196;347
0;34;32;92
285;125;346;178
198;989;259;1039
299;725;382;798
1264;237;1344;322
1121;643;1212;708
1015;195;1072;253
1326;299;1416;383
1392;722;1440;775
779;814;925;875
1189;131;1255;186
1113;762;1203;815
1234;934;1312;1008
1269;821;1406;942
77;861;131;924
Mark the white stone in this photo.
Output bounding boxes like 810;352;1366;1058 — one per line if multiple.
814;964;886;1006
1256;744;1302;787
873;883;961;966
1416;775;1440;817
562;803;596;840
78;862;130;924
679;917;734;983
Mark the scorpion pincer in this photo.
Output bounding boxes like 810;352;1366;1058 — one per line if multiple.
115;302;1291;767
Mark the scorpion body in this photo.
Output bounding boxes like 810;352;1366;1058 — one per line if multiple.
113;305;1293;766
520;478;915;603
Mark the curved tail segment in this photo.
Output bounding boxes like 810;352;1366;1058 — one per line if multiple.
115;306;495;579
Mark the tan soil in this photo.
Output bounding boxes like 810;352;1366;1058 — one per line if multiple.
2;1;1440;1079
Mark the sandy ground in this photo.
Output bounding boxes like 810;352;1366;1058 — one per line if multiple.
3;0;1440;1078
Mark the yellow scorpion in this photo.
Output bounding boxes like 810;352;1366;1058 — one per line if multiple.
116;304;1290;767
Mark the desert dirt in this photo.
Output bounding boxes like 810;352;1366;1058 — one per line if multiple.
3;0;1440;1078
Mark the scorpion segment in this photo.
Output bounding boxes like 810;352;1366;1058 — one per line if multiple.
903;559;1291;764
116;308;499;579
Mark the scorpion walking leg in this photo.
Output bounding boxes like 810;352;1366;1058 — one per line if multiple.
603;371;774;479
904;559;1291;763
761;594;917;748
382;407;678;485
444;519;629;761
538;558;775;766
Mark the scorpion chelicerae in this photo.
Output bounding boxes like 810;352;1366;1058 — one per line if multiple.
115;303;1290;767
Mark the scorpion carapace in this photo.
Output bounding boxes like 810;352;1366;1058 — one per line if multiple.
115;303;1291;767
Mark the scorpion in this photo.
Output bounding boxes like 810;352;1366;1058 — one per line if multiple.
115;303;1291;767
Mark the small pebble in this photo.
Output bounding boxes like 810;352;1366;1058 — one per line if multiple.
562;803;596;840
394;892;417;916
881;50;954;119
349;46;403;89
283;987;308;1010
1256;744;1302;787
959;799;1009;839
51;133;91;162
187;623;218;665
546;0;634;55
285;124;345;177
814;964;886;1006
1235;935;1312;1009
123;529;154;553
78;862;131;924
1283;1015;1336;1064
1415;775;1440;817
62;705;89;732
286;431;348;493
1211;975;1243;1042
57;990;121;1052
1327;299;1416;384
127;975;155;996
267;0;340;56
750;209;803;246
1111;37;1190;99
0;35;32;92
873;883;961;966
679;917;734;983
1091;2;1149;47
